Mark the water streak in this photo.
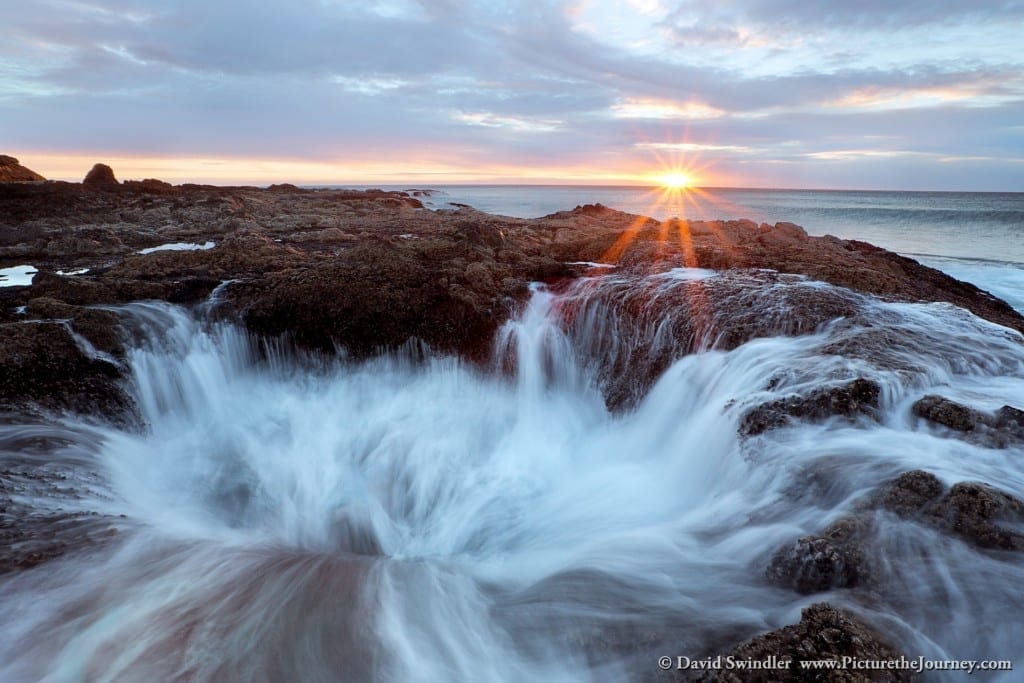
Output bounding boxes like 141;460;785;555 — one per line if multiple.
1;274;1024;681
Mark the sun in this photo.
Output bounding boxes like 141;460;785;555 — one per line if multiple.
657;172;692;189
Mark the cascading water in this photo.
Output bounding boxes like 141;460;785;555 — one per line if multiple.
1;270;1024;682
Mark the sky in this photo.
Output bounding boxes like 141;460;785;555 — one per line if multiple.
1;0;1023;189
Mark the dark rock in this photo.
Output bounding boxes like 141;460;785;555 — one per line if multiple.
0;155;46;182
234;239;540;362
997;405;1024;428
741;379;880;437
556;270;865;411
873;470;1024;551
29;270;221;308
925;482;1024;551
692;603;911;682
766;518;868;593
2;181;1024;418
768;469;1024;598
82;163;118;188
25;297;125;357
912;395;981;432
456;220;505;249
912;395;1024;448
872;470;944;517
0;320;132;420
122;178;174;194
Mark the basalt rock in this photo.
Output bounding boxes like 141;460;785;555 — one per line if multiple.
558;270;867;411
122;178;175;194
2;172;1023;415
233;238;566;362
25;297;125;357
0;155;45;182
29;270;222;308
741;379;880;437
872;470;945;517
691;603;911;682
912;395;1024;448
877;470;1024;550
766;518;869;594
82;163;118;189
768;469;1024;596
927;482;1024;550
0;320;132;420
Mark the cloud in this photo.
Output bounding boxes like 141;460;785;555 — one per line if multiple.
0;0;1021;189
663;0;1024;40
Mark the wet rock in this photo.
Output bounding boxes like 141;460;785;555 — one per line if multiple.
872;470;944;517
692;603;912;682
874;470;1024;551
234;238;559;362
766;518;868;593
769;469;1024;598
0;320;132;420
29;270;222;308
82;163;118;189
559;271;866;411
912;395;1024;448
25;297;125;357
912;395;982;432
741;379;880;437
2;170;1024;418
0;155;45;182
925;482;1024;551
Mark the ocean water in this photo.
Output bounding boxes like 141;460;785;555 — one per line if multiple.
411;186;1024;313
2;285;1023;682
2;186;1024;681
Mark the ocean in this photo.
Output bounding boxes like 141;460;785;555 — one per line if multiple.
4;185;1024;680
409;185;1024;313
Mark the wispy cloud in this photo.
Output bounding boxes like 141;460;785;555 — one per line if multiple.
0;0;1021;189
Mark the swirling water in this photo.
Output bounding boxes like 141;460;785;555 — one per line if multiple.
2;266;1024;680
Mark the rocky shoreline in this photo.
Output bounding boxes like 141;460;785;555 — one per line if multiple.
4;165;1024;679
4;167;1021;416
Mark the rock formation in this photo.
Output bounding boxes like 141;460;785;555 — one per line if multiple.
913;395;1024;448
692;604;912;682
82;163;118;188
767;469;1024;595
0;155;45;182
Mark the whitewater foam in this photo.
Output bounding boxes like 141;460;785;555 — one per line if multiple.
1;277;1023;681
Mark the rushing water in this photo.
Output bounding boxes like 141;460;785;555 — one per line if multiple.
2;265;1024;680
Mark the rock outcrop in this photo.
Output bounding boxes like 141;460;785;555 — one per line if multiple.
741;379;880;437
0;319;132;420
766;518;869;594
0;155;45;182
1;164;1023;418
691;604;912;682
768;469;1024;596
82;163;118;188
912;395;1024;448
